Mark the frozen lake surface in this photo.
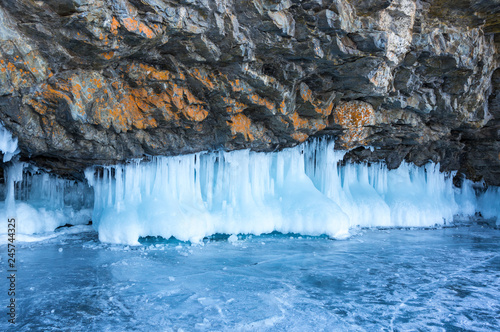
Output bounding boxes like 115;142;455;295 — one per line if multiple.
1;225;500;331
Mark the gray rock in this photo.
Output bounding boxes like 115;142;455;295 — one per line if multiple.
0;0;498;184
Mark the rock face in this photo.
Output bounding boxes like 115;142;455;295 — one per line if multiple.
0;0;498;184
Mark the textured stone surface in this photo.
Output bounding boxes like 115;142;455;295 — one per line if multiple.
0;0;498;184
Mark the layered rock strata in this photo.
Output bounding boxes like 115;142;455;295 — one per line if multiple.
0;0;498;184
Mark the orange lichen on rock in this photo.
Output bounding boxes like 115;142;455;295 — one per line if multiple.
333;101;375;128
90;82;160;131
333;101;375;147
101;52;115;60
285;109;328;138
248;94;275;111
167;84;207;118
308;119;327;132
291;132;309;142
6;62;16;72
278;100;287;114
297;83;335;117
111;92;158;130
145;82;207;122
23;62;216;136
111;17;120;35
144;90;172;114
278;116;289;127
122;17;155;39
289;112;309;130
183;104;209;122
300;84;313;103
42;84;73;105
227;113;254;141
1;60;36;89
27;82;73;116
127;63;186;82
138;23;155;38
26;97;49;115
229;79;250;92
183;89;203;105
27;73;173;132
134;63;172;81
315;101;334;117
124;85;176;123
223;97;247;114
193;123;203;132
122;17;139;32
169;84;186;109
149;69;171;81
190;68;216;90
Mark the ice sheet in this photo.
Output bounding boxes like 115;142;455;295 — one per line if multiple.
1;226;499;331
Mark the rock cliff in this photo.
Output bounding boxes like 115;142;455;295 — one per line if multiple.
0;0;498;184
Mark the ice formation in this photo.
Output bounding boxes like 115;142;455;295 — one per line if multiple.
0;168;93;237
85;142;350;244
1;119;499;244
477;186;500;220
0;123;18;162
84;139;499;245
0;123;93;238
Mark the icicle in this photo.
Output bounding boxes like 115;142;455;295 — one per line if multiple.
0;123;93;237
85;142;352;245
5;162;24;217
1;127;498;242
0;122;19;162
85;138;495;245
454;178;479;219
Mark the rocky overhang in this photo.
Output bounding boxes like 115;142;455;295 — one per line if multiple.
0;0;498;185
